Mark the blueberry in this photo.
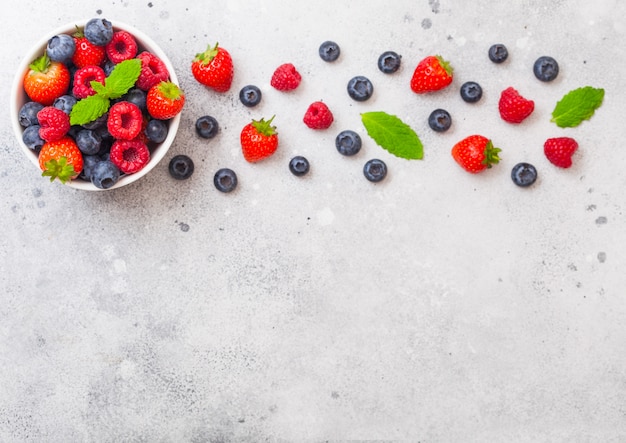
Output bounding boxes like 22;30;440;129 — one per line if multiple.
488;44;508;63
377;51;402;74
428;109;452;132
169;155;194;180
335;130;362;156
347;76;373;101
18;101;44;127
124;88;147;111
533;56;559;82
91;160;121;189
460;81;483;103
214;168;238;192
82;112;108;130
145;119;168;143
76;129;102;155
511;162;538;187
22;125;44;151
319;41;340;62
84;18;113;46
103;60;116;76
239;85;262;107
363;159;387;182
53;95;77;114
195;115;219;139
289;156;310;176
80;155;101;181
46;34;76;62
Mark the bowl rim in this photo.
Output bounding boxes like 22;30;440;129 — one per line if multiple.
10;19;181;191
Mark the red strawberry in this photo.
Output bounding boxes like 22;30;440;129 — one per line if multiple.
303;101;334;129
498;87;534;123
110;139;150;174
23;54;70;106
146;81;185;120
271;63;301;91
544;137;578;168
410;55;453;94
38;136;83;183
72;32;106;68
240;116;279;162
72;65;106;99
136;51;170;91
451;135;501;174
37;106;70;141
105;30;138;64
107;101;144;140
191;43;234;93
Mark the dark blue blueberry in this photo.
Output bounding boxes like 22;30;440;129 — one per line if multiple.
169;155;195;180
123;88;147;111
53;95;77;114
319;41;341;62
80;155;101;181
533;56;559;82
335;130;362;156
428;109;452;132
76;129;102;155
22;125;44;151
239;85;262;107
377;51;402;74
103;59;116;76
46;34;76;62
145;119;168;143
84;18;113;46
213;168;238;192
18;101;44;127
347;76;373;101
91;160;121;189
363;159;387;182
460;81;483;103
488;44;508;63
511;162;538;187
82;112;108;130
289;156;310;176
195;115;219;139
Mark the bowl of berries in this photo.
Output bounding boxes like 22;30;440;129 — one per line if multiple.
11;18;185;190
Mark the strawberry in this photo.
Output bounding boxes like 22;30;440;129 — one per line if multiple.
23;54;70;106
72;31;106;68
146;81;185;120
191;43;234;93
303;101;334;129
451;135;501;174
37;106;70;142
271;63;302;91
410;55;453;94
544;137;578;168
240;116;279;163
498;87;534;123
38;136;83;183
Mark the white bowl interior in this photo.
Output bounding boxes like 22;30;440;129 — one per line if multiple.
10;20;181;191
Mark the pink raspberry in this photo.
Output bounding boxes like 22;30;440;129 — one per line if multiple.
110;139;150;174
106;30;138;64
107;101;143;140
270;63;301;91
303;101;334;129
136;51;170;91
37;106;70;142
72;65;106;99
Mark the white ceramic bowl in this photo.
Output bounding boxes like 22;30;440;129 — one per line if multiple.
10;20;181;191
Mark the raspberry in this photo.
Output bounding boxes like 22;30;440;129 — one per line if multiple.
498;86;534;124
303;101;334;129
107;101;143;140
72;65;106;99
105;30;138;64
544;137;578;168
270;63;301;91
37;106;70;142
136;51;170;91
109;139;150;174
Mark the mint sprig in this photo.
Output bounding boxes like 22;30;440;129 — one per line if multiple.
361;111;423;160
551;86;605;128
69;59;142;126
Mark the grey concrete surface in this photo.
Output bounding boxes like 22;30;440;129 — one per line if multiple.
2;0;626;441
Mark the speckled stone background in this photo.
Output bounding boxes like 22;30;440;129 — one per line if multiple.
2;0;625;441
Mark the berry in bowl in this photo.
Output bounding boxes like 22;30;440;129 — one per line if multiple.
11;18;184;190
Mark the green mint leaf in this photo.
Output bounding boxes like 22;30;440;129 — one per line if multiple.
101;58;142;99
551;86;605;128
69;94;110;126
361;111;423;160
91;80;107;95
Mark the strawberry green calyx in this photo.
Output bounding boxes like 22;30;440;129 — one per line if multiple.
435;55;453;76
252;115;277;136
157;81;184;100
29;54;51;73
42;157;76;184
482;140;502;168
195;42;220;65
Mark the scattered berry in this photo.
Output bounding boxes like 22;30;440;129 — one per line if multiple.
347;75;374;101
136;51;170;91
271;63;302;91
38;136;83;183
37;106;70;141
240;116;278;163
107;101;143;140
543;137;578;168
239;85;262;107
511;162;538;187
533;56;559;82
377;51;402;74
53;95;77;114
428;109;452;132
145;119;168;143
84;18;113;46
319;41;340;62
46;34;76;62
195;115;219;139
410;55;453;94
460;81;483;103
23;55;70;105
191;43;234;93
335;130;362;156
22;125;45;151
105;30;138;64
72;65;106;99
146;81;185;120
91;160;121;189
498;86;534;123
214;168;238;192
109;139;150;174
75;129;103;155
169;155;195;180
451;134;501;174
488;44;508;63
72;32;106;68
303;101;334;129
289;156;310;176
363;159;387;182
18;101;45;127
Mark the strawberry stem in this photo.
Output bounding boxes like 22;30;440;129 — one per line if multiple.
195;42;220;65
42;157;76;184
482;140;502;168
252;115;277;136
